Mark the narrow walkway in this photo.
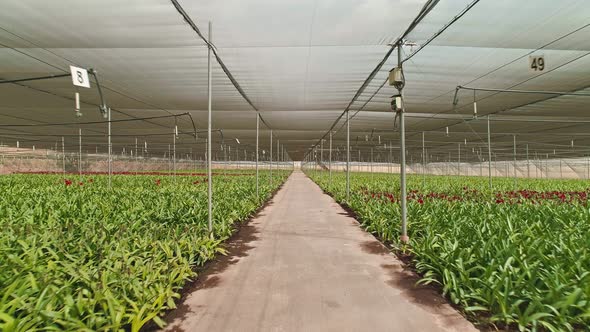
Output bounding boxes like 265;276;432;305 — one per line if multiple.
163;171;476;332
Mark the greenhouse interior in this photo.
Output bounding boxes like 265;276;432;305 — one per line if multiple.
1;0;589;331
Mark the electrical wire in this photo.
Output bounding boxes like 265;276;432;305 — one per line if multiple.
409;24;590;129
169;0;271;130
0;30;194;129
0;113;193;128
304;0;458;159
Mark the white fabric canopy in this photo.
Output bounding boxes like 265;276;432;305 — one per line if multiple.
0;0;589;160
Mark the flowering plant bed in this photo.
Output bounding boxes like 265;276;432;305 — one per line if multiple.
0;171;290;331
17;170;255;177
307;171;590;331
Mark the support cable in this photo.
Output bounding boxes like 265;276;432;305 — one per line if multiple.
0;34;194;128
0;113;195;129
169;0;271;128
305;0;453;159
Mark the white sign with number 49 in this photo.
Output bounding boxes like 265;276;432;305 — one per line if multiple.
70;65;90;88
529;55;545;72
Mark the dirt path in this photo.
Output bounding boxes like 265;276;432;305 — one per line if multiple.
161;171;477;332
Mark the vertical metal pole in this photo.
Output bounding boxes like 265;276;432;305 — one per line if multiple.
480;150;483;176
256;115;259;197
487;116;492;191
168;144;171;175
370;147;373;180
526;144;529;178
62;136;65;175
135;137;138;175
422;131;425;186
277;140;280;172
320;139;324;170
207;21;213;235
457;143;461;176
329;131;332;187
535;151;538;178
358;150;361;173
389;142;392;174
346;110;350;201
108;107;112;189
399;97;408;243
173;129;177;180
79;129;82;180
270;129;273;185
223;144;227;175
397;44;408;244
513;135;517;189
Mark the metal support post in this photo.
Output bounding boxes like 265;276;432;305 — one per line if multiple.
422;131;425;186
397;44;408;244
513;135;517;188
108;107;112;189
173;129;177;180
329;131;332;187
79;129;82;180
526;144;529;178
320;139;323;170
62;136;65;175
207;21;213;235
256;115;259;197
457;143;461;176
270;130;273;185
346;110;350;201
370;147;373;179
487;116;492;191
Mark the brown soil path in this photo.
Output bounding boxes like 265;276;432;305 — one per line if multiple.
162;171;477;332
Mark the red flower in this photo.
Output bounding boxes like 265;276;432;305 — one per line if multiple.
417;198;424;205
64;179;72;186
79;182;84;186
155;179;161;186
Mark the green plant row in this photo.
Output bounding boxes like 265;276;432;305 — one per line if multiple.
0;171;290;331
306;170;590;331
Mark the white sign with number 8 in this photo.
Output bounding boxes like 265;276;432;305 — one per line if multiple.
69;65;90;88
529;55;545;72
